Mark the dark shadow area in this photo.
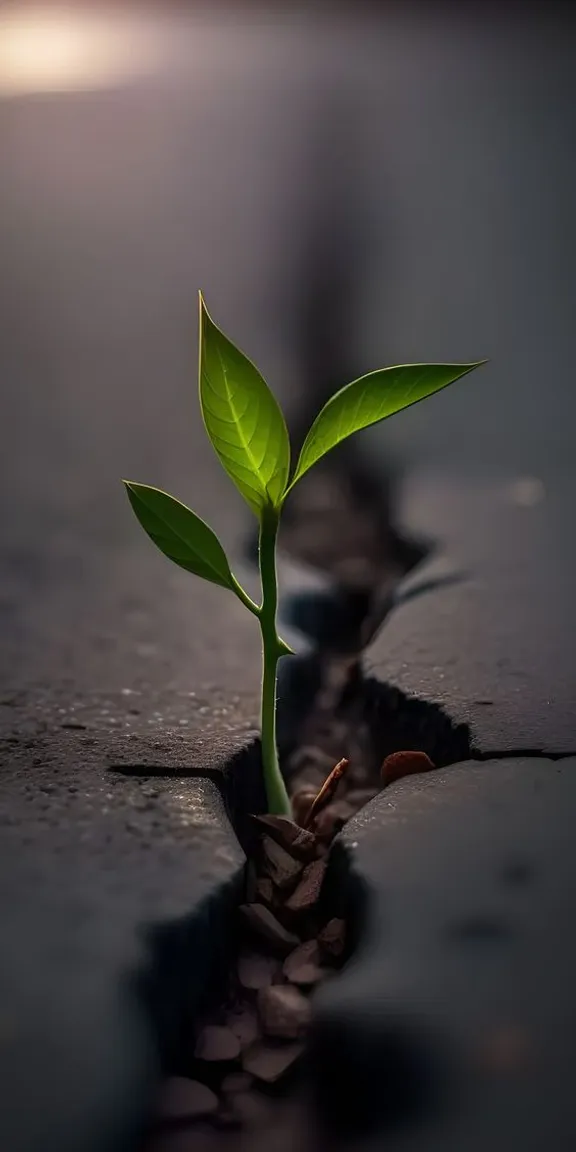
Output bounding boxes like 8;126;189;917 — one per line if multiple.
136;873;246;1075
282;569;468;653
311;1008;450;1142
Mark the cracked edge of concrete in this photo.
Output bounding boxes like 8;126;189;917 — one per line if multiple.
0;727;249;1152
308;756;576;1147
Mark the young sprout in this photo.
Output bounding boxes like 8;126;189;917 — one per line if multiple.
124;294;485;816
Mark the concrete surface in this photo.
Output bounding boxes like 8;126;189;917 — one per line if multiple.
0;735;245;1152
314;757;576;1151
367;468;576;755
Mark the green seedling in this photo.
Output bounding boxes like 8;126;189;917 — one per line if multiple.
124;294;485;817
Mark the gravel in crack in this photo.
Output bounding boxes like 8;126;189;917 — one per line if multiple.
149;747;437;1149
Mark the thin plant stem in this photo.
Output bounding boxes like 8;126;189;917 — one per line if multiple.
230;575;262;619
258;507;291;816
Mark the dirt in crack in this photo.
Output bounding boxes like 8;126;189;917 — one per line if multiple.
144;771;352;1152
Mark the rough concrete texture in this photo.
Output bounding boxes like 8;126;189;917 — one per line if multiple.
367;469;576;756
2;9;576;1152
313;757;576;1151
0;731;245;1152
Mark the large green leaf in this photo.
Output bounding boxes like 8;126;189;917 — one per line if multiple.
286;362;486;493
198;294;290;518
124;481;236;590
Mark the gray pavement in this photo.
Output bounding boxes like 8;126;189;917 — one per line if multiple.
0;742;245;1152
2;7;576;1152
314;757;576;1151
368;467;576;755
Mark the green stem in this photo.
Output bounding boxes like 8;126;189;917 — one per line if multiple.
258;507;291;816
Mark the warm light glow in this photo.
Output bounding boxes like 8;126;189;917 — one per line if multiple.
0;7;161;95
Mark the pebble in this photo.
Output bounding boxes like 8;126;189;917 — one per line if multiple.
252;814;317;859
157;1077;218;1120
318;917;346;958
239;904;300;954
286;858;327;913
242;1039;305;1083
381;750;435;787
257;984;312;1039
225;1003;260;1049
283;939;323;986
237;951;281;991
194;1025;241;1062
261;836;304;888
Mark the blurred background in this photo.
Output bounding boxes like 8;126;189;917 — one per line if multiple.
1;0;576;687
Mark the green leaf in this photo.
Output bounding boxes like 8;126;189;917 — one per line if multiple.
198;294;290;518
286;361;487;493
124;481;237;591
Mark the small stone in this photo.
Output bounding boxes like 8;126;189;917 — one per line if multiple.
284;938;319;970
157;1077;218;1120
225;1003;260;1049
286;858;327;913
195;1025;241;1062
237;951;281;991
242;1039;305;1083
255;877;274;905
285;961;324;986
239;904;300;954
257;984;312;1039
318;917;346;959
252;814;317;859
381;750;435;787
261;835;304;888
221;1071;253;1095
283;939;323;986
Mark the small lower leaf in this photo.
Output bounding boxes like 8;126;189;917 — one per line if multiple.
124;482;236;591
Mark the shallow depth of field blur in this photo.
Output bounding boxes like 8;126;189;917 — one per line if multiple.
2;1;576;527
